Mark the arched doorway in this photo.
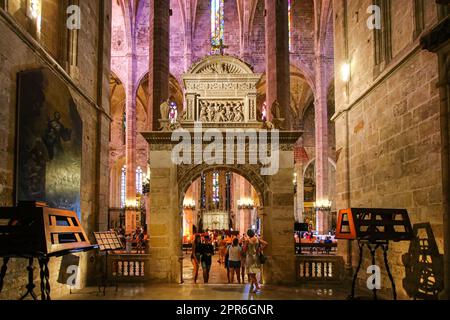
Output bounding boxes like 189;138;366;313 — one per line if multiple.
142;55;300;286
180;168;263;284
302;158;337;231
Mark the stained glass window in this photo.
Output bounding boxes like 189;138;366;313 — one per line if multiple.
212;171;220;204
136;167;143;194
201;174;206;209
211;0;225;54
120;165;126;208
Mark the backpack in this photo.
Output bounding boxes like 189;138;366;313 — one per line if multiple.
257;241;267;264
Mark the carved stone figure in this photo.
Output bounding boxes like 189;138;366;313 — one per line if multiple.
234;106;244;122
271;100;282;119
215;108;226;122
206;106;214;122
159;99;170;120
267;100;285;130
199;108;207;122
197;100;249;123
225;103;234;121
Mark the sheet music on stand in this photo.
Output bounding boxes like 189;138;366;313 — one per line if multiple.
93;231;124;295
94;231;123;252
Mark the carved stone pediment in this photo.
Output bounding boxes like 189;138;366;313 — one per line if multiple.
182;55;262;128
188;55;255;75
197;62;245;74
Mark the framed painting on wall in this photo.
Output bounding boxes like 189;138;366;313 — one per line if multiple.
15;68;82;218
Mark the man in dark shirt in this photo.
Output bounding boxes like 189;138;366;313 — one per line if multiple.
200;236;215;283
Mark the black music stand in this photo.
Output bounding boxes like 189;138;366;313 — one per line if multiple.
94;231;123;296
336;208;414;300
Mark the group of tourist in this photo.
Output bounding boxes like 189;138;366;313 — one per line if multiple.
116;226;148;253
191;229;268;293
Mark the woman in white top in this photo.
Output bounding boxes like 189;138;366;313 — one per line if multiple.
243;229;268;293
227;238;242;284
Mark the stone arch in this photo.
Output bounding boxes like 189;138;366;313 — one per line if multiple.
112;0;130;53
256;64;315;126
303;157;337;176
289;62;315;92
178;163;268;209
110;156;126;208
110;72;126;147
169;75;184;112
135;72;184;114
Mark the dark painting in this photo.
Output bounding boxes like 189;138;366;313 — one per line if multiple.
16;68;82;217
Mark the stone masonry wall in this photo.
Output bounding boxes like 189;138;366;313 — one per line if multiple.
333;0;442;299
0;0;111;299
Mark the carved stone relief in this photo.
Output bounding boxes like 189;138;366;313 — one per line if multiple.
182;55;262;128
198;100;245;123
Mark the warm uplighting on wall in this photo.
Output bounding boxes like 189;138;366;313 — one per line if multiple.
314;199;332;211
28;0;41;19
27;0;42;36
183;199;196;210
341;62;351;82
238;198;254;210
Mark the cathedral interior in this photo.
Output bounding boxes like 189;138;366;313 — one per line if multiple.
0;0;449;302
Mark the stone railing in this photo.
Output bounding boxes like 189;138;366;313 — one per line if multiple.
108;254;150;282
296;255;345;283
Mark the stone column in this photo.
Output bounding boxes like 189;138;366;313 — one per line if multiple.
148;149;181;283
314;56;330;234
248;93;257;122
233;174;241;233
262;150;296;285
239;0;251;62
265;0;291;129
148;0;170;130
294;162;304;223
185;93;196;122
183;0;193;71
125;50;138;234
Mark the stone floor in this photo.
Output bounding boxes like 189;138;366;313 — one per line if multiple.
60;283;351;300
59;252;357;300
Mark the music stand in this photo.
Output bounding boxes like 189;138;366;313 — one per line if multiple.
0;202;97;300
336;208;414;300
94;231;124;296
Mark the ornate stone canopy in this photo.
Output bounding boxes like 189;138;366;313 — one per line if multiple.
181;55;262;128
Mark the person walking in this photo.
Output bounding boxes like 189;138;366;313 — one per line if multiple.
239;236;247;283
191;234;202;284
201;235;215;283
227;238;242;284
243;229;268;293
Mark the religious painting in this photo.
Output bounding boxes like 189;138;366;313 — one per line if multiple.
304;186;315;203
16;68;82;217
